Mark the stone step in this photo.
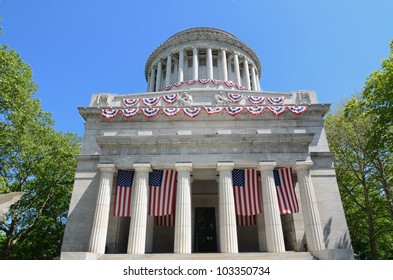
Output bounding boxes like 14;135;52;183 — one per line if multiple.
99;251;315;260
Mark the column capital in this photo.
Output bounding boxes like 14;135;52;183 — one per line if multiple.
258;161;277;171
175;162;193;172
220;47;227;52
193;47;198;53
97;163;116;173
217;162;235;172
133;163;152;172
295;161;313;171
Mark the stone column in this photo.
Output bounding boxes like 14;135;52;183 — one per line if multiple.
207;47;213;79
295;161;326;252
256;72;261;91
155;61;162;91
174;163;193;254
127;163;152;254
88;164;116;254
178;49;184;82
217;162;238;253
251;66;257;91
193;47;198;80
258;162;286;252
165;54;172;86
233;52;241;84
148;68;156;92
243;59;251;89
220;48;228;81
145;215;154;253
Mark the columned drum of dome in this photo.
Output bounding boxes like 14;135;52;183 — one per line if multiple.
60;27;354;260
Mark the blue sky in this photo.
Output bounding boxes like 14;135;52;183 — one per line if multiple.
1;0;393;136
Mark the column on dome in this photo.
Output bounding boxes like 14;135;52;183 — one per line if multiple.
192;47;198;80
243;59;251;90
233;52;241;84
165;54;172;87
88;164;116;254
207;47;213;80
220;48;228;81
155;61;163;91
258;162;286;252
256;71;261;91
251;66;257;91
127;163;152;254
217;162;238;253
174;163;193;254
295;161;326;252
178;49;184;82
148;68;156;92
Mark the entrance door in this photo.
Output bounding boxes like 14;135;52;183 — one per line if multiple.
194;207;217;252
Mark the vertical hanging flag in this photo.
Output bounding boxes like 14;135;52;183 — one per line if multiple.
273;167;299;214
155;214;175;227
113;170;134;217
236;215;257;226
148;169;177;217
232;169;262;217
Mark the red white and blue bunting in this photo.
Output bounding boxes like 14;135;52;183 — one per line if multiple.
162;93;180;104
247;95;265;105
183;107;201;118
246;106;266;116
268;106;286;116
142;107;160;118
122;108;139;118
163;107;181;117
123;98;140;107
142;97;161;106
99;106;307;119
225;106;244;116
226;92;243;103
161;79;249;91
204;106;224;115
100;109;119;119
266;96;285;105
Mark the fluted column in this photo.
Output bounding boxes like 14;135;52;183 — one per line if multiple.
155;61;162;91
127;163;152;254
148;68;156;92
89;164;116;254
251;66;257;91
145;215;154;253
258;162;285;252
243;59;251;90
178;49;184;82
192;47;198;80
296;161;326;252
217;162;238;253
174;163;193;254
220;48;228;81
233;52;241;84
165;54;172;86
207;47;213;79
256;72;261;91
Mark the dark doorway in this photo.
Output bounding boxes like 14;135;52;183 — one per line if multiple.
194;207;217;252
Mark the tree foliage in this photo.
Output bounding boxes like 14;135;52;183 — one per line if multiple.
325;40;393;260
0;44;80;259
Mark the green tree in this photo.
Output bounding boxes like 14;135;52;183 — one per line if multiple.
0;43;80;259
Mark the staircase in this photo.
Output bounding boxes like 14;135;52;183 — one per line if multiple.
99;251;315;260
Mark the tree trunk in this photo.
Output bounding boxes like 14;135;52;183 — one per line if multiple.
363;184;378;259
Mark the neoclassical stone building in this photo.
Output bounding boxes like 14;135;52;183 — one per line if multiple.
60;27;354;260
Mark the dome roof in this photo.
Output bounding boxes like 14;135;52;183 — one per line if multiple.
145;27;261;81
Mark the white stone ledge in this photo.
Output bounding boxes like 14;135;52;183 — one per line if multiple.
138;131;153;136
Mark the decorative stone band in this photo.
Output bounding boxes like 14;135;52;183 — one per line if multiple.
122;93;286;108
162;79;248;91
100;105;307;119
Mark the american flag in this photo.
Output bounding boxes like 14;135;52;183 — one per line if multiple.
155;214;175;227
273;167;299;214
236;215;257;226
113;170;134;217
232;169;262;217
148;169;177;216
